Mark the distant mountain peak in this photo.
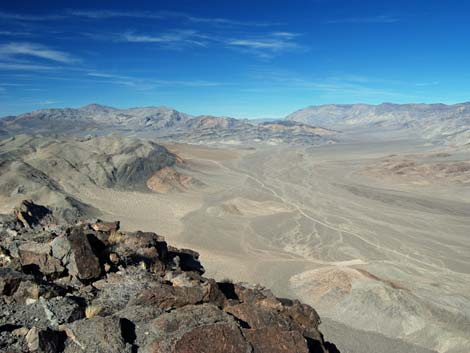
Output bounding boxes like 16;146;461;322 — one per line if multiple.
285;102;470;146
80;103;117;112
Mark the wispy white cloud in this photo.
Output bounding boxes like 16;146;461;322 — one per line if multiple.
0;62;55;71
0;9;279;28
0;42;77;63
0;30;32;36
86;71;222;89
415;81;439;87
0;82;28;88
226;32;304;57
39;99;59;105
0;9;294;59
228;38;298;50
66;9;163;20
121;30;209;47
326;15;399;24
158;10;278;27
86;72;116;78
68;9;277;27
86;29;302;58
246;70;410;98
0;11;63;21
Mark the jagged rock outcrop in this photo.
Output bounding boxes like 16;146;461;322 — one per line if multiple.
0;201;340;353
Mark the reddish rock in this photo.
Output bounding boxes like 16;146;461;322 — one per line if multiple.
200;278;226;307
90;220;120;233
130;282;206;309
168;247;204;274
172;323;249;353
281;299;322;340
145;304;250;353
244;327;310;353
233;283;280;308
51;227;101;281
111;231;168;272
224;302;292;330
0;202;337;353
18;242;64;276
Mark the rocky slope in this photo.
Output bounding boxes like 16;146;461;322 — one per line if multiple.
0;200;339;353
285;103;470;146
0;105;336;146
163;118;336;145
0;104;192;133
146;166;203;193
0;134;198;218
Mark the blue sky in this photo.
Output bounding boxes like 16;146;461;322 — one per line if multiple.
1;0;470;118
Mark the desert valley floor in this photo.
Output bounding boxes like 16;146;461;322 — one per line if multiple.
6;137;466;353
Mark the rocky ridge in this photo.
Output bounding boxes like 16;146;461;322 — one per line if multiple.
0;200;340;353
0;105;336;146
285;102;470;146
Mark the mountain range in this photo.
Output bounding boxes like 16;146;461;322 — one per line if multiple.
1;102;469;146
0;104;336;146
286;103;470;146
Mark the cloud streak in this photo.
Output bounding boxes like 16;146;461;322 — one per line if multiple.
0;30;32;36
38;99;59;105
88;29;303;57
119;29;304;55
0;9;277;28
68;9;277;27
0;42;77;63
66;9;163;20
326;15;399;24
0;9;295;59
0;62;55;71
415;81;439;87
121;30;209;47
0;11;65;21
226;32;304;57
246;70;410;99
86;71;223;89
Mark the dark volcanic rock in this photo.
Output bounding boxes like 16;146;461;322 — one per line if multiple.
0;201;338;353
18;242;64;276
14;200;53;229
26;327;66;353
110;230;168;273
51;227;101;281
168;246;204;274
0;268;32;296
172;323;248;353
63;316;131;353
143;304;249;353
244;327;310;353
41;297;85;326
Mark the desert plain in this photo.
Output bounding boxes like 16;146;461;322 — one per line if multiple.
14;135;465;353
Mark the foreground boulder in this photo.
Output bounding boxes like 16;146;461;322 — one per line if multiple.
25;327;66;353
51;227;101;281
18;242;64;277
0;201;339;353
